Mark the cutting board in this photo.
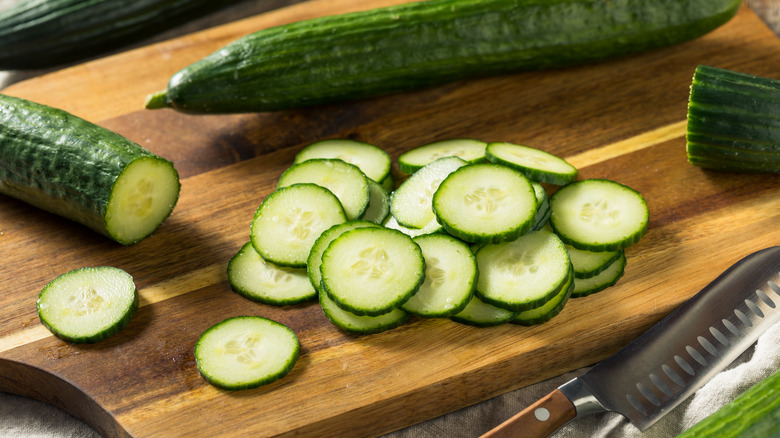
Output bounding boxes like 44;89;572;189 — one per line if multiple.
2;1;779;437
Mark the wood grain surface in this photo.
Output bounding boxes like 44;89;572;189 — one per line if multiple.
2;1;779;437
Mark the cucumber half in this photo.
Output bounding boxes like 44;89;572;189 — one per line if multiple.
37;266;139;343
194;316;300;390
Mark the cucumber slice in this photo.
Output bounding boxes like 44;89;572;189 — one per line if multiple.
485;142;578;185
359;178;390;224
390;156;468;229
550;179;649;251
250;183;346;268
566;244;622;279
277;158;369;220
513;269;574;325
37;266;138;343
228;242;316;305
531;182;551;231
382;215;444;238
475;230;571;311
432;163;537;244
398;139;487;174
450;295;515;327
320;227;425;316
194;316;299;390
306;220;381;293
572;251;627;298
294;139;392;184
401;233;477;318
319;288;409;334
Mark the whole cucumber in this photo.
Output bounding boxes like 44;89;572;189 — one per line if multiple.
0;94;180;245
146;0;742;114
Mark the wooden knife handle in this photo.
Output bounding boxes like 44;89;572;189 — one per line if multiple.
480;389;576;438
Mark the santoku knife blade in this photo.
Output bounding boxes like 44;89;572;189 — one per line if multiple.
482;246;780;438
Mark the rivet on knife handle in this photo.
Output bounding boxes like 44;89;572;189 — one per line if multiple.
480;389;575;438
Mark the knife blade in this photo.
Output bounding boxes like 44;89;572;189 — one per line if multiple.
481;245;780;438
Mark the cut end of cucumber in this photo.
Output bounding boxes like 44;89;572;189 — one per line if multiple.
144;90;170;110
105;156;180;245
37;266;138;343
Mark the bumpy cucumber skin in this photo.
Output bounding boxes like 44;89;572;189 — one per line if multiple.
676;368;780;438
687;65;780;173
0;0;246;69
152;0;742;114
0;94;179;244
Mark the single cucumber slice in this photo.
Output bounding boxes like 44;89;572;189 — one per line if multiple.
37;266;138;343
319;288;408;334
294;139;392;184
277;158;369;220
475;230;571;311
382;215;444;238
531;182;551;231
379;172;395;193
550;179;649;251
306;220;381;293
194;316;299;390
450;295;515;327
432;163;537;244
250;183;346;268
320;227;425;316
572;251;627;298
566;244;622;279
390;156;468;229
513;269;573;325
486;142;578;185
401;233;477;318
359;178;390;224
228;242;316;305
398;138;487;174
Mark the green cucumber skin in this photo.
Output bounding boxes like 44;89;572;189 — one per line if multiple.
677;368;780;438
153;0;742;114
687;65;780;173
0;94;178;244
0;0;246;69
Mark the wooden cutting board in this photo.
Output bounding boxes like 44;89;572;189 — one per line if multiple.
2;1;779;437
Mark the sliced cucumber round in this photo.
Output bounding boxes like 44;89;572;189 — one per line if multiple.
513;269;573;325
398;138;487;174
432;163;537;244
485;142;577;185
277;158;369;220
319;288;409;334
250;183;346;268
359;178;390;224
475;230;571;311
294;139;391;184
531;181;551;231
572;251;627;298
228;242;316;305
566;244;622;279
306;220;381;293
194;316;299;391
550;179;649;251
401;233;477;318
37;266;138;343
320;227;425;316
390;156;468;229
450;294;515;327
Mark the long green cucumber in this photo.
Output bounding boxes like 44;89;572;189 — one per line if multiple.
0;0;247;69
676;367;780;437
686;65;780;173
0;94;180;245
146;0;742;114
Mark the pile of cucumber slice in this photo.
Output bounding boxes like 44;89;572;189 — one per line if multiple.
228;137;649;335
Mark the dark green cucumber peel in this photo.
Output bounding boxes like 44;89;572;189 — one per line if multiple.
687;65;780;173
146;0;742;114
0;94;180;245
0;0;248;69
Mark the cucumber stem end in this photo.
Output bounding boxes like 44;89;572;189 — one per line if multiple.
144;90;170;110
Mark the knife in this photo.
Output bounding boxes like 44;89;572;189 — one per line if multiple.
481;246;780;438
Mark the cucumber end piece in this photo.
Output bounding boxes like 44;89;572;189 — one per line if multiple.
144;90;170;110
